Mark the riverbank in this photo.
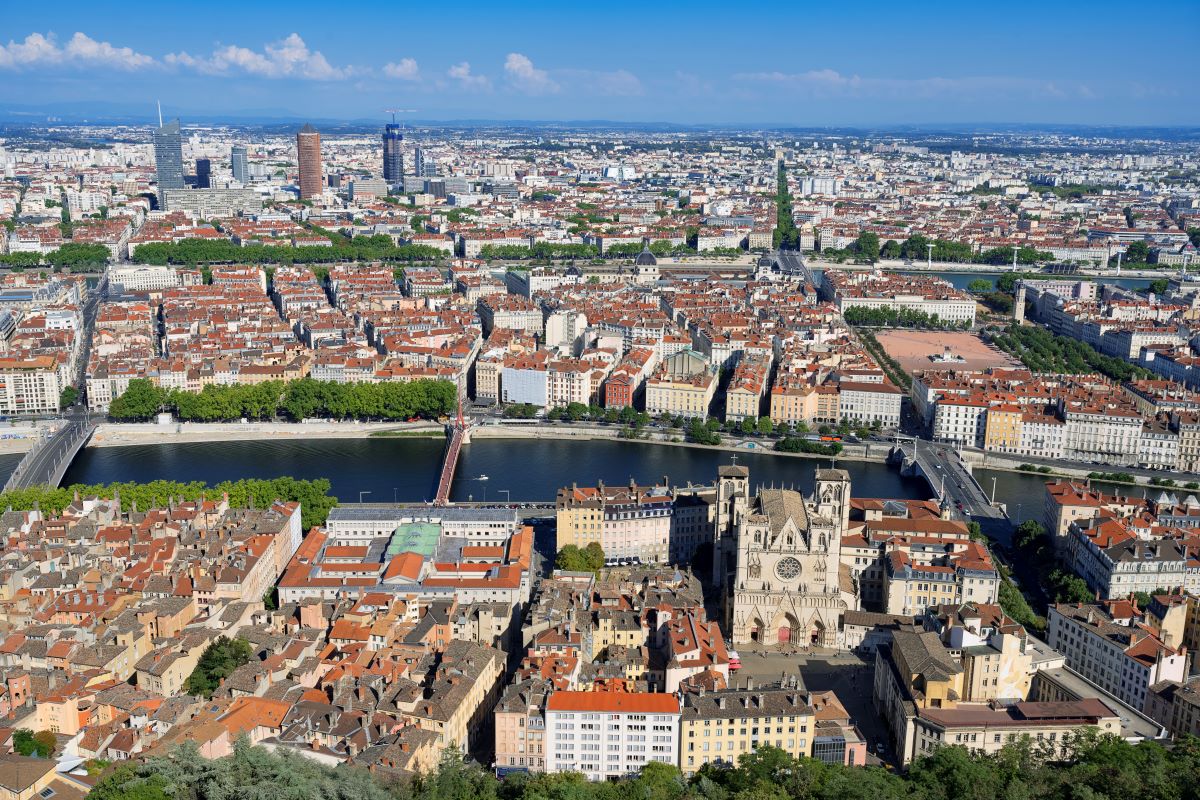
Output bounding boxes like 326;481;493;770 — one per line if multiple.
469;422;894;463
86;420;1200;490
89;419;893;465
0;421;60;455
90;420;443;447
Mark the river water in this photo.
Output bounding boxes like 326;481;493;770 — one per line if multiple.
33;436;1064;520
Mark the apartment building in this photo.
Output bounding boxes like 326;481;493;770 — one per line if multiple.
106;264;181;294
838;381;902;428
769;382;839;427
881;542;999;616
545;692;680;780
0;356;62;415
478;295;544;337
1043;480;1143;548
1145;675;1200;739
825;270;977;326
645;350;717;418
403;639;506;754
494;678;550;774
1047;602;1186;712
874;628;1119;764
1064;515;1194;600
679;688;815;775
556;480;673;564
724;356;770;421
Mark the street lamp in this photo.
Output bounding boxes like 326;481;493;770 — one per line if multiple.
498;489;511;504
990;476;997;505
359;490;372;504
393;487;398;504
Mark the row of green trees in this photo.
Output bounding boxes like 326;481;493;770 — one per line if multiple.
874;235;1054;266
857;330;913;390
546;402;649;426
480;241;696;261
843;306;965;330
108;378;457;422
0;242;112;271
775;437;843;456
480;243;599;260
131;235;447;266
89;734;1200;800
0;476;337;531
775;163;801;250
989;325;1150;382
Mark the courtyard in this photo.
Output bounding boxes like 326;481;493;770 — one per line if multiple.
875;330;1021;375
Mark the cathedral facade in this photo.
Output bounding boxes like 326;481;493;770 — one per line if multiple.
729;469;858;647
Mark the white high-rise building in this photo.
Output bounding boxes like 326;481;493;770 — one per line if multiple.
545;692;680;780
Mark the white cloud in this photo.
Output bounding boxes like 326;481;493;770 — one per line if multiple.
166;33;350;80
0;32;154;70
384;58;419;81
448;61;491;91
504;52;558;95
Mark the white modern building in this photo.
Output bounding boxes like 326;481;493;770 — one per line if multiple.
545;692;680;780
107;265;181;294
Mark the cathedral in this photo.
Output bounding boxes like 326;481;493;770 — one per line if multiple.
725;468;859;647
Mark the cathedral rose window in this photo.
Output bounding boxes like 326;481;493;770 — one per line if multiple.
774;556;802;580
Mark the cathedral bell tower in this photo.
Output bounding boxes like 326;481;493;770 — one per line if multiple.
814;468;851;534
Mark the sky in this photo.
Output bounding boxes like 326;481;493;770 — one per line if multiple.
1;0;1198;127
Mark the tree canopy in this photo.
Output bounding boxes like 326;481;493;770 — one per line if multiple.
843;306;964;330
989;325;1150;383
556;542;605;572
108;378;457;423
185;637;254;697
12;729;55;758
774;164;801;251
0;476;337;531
131;236;446;266
85;734;1200;800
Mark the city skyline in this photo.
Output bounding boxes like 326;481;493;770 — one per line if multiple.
1;0;1198;127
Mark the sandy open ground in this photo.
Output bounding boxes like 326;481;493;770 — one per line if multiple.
875;330;1021;375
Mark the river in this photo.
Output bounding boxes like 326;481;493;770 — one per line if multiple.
26;436;1065;521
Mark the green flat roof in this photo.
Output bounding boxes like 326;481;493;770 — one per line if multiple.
385;521;441;558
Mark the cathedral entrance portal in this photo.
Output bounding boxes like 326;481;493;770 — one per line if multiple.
778;625;791;643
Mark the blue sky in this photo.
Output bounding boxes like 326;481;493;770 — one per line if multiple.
2;0;1198;126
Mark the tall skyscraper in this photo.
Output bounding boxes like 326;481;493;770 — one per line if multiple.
195;158;211;189
230;145;248;185
382;123;404;183
296;124;322;199
414;147;437;178
153;119;185;193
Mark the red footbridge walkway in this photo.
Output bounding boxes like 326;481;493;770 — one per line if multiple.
433;420;469;505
